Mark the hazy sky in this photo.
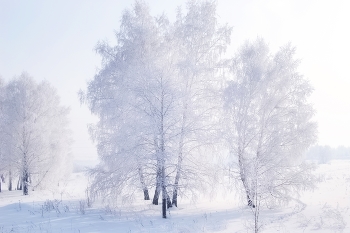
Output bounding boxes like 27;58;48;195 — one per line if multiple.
1;0;349;161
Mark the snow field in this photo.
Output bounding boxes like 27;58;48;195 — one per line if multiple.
1;160;350;232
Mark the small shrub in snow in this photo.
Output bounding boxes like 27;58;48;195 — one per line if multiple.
43;199;61;214
313;204;346;231
43;199;54;212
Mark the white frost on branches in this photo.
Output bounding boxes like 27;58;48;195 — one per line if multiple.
223;38;317;232
1;73;72;195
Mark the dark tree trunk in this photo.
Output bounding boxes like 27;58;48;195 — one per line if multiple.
22;171;29;195
247;194;255;208
17;177;22;190
23;182;28;195
152;185;160;205
22;153;29;195
167;193;172;208
161;166;166;218
172;108;185;207
143;189;150;200
238;156;255;208
152;166;162;205
153;184;172;208
172;169;181;207
162;197;166;218
8;170;12;191
172;186;178;207
242;176;255;208
137;165;150;200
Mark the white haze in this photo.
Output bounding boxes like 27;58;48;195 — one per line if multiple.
1;0;349;164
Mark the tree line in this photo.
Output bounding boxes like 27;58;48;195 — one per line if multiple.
0;1;317;231
306;145;350;163
79;1;317;228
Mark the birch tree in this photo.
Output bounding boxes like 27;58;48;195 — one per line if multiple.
0;77;5;192
224;38;317;232
2;73;71;195
170;1;231;207
82;0;233;218
81;1;180;218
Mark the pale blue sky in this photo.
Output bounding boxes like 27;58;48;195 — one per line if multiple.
1;0;349;161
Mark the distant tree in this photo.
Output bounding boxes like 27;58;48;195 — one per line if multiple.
2;73;71;195
223;39;317;232
305;145;332;163
305;145;350;162
0;77;5;192
0;76;14;191
334;146;350;159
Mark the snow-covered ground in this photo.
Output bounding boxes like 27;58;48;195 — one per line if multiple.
0;160;349;232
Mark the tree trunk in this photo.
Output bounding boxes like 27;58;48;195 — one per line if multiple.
8;170;12;191
246;193;255;208
172;102;187;207
238;155;255;208
242;177;255;208
22;152;29;195
23;171;29;195
172;183;179;207
172;162;181;207
143;189;150;200
160;92;167;219
254;199;260;232
152;186;160;205
166;192;172;208
161;165;166;218
17;176;22;190
153;179;172;208
152;167;161;205
137;164;150;200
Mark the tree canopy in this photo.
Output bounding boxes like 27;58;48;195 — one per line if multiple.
0;73;72;195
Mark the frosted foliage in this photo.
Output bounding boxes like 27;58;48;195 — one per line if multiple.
84;1;177;201
0;78;6;173
81;0;231;213
1;73;71;194
224;38;317;208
